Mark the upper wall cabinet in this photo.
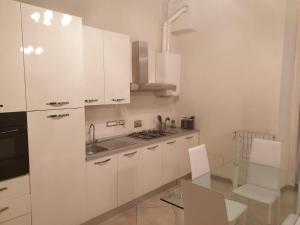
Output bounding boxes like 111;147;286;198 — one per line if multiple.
83;26;105;106
0;0;26;113
104;31;131;105
21;3;84;111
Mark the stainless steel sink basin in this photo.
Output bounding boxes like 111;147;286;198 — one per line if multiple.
96;138;136;150
86;137;137;156
86;145;109;156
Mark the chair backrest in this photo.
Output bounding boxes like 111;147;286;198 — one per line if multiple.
182;180;229;225
189;144;210;180
250;138;281;168
247;138;282;190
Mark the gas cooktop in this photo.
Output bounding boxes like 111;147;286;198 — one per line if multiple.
128;130;167;140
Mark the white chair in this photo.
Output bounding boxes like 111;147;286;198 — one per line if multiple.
189;145;248;225
233;138;282;224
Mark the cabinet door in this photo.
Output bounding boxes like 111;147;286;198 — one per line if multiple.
21;4;84;111
162;139;181;184
0;0;26;113
179;133;199;177
117;149;143;206
27;109;86;225
86;155;117;220
104;31;131;105
83;26;105;106
1;214;31;225
142;144;162;193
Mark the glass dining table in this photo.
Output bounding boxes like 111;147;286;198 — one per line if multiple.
160;159;299;225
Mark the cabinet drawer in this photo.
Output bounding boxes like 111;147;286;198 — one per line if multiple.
0;195;31;224
0;176;30;202
0;214;31;225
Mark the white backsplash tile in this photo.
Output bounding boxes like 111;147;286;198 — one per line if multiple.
85;92;176;141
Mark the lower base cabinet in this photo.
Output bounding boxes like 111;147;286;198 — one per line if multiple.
85;132;199;220
162;139;181;184
179;133;199;177
142;144;163;193
0;214;31;225
117;149;143;206
0;196;31;224
86;155;117;220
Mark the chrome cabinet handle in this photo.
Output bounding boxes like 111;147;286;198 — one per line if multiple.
124;151;137;157
0;207;9;214
186;136;194;140
112;98;125;102
0;129;19;135
148;145;159;150
47;114;70;119
85;99;99;103
167;141;176;145
0;187;8;192
46;101;69;106
94;159;111;165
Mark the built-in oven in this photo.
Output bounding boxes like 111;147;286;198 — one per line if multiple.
0;112;29;182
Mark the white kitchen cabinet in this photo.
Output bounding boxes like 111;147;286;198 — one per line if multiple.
83;26;105;106
27;108;86;225
0;214;31;225
162;139;181;184
0;0;26;113
104;31;131;105
117;149;143;206
142;144;163;193
86;155;117;220
178;133;199;177
0;195;31;224
21;3;84;111
0;176;30;202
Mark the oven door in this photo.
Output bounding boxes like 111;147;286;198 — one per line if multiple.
0;126;29;181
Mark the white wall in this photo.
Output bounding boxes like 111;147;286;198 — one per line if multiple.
173;0;288;164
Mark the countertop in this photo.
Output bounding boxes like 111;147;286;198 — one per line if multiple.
86;128;199;161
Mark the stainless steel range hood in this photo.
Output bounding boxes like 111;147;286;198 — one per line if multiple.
131;41;176;92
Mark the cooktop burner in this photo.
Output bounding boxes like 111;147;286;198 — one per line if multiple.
128;130;166;140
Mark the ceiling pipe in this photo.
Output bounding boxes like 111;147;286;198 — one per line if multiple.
162;5;189;53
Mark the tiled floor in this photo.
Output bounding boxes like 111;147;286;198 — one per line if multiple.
99;179;298;225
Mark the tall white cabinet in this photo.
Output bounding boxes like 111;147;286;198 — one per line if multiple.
104;31;131;105
0;0;26;113
83;26;105;105
21;3;84;111
27;109;86;225
21;3;86;225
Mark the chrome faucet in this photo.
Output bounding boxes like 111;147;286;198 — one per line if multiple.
89;123;96;144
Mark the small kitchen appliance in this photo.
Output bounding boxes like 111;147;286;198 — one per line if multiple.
181;116;195;130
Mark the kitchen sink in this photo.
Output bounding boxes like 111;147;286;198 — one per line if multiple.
86;145;109;156
86;137;137;156
96;138;136;150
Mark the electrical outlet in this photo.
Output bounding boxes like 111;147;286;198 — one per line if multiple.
106;121;118;127
134;120;142;128
119;120;126;126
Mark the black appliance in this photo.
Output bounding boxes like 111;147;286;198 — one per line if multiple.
181;116;195;130
128;130;167;140
0;112;29;181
